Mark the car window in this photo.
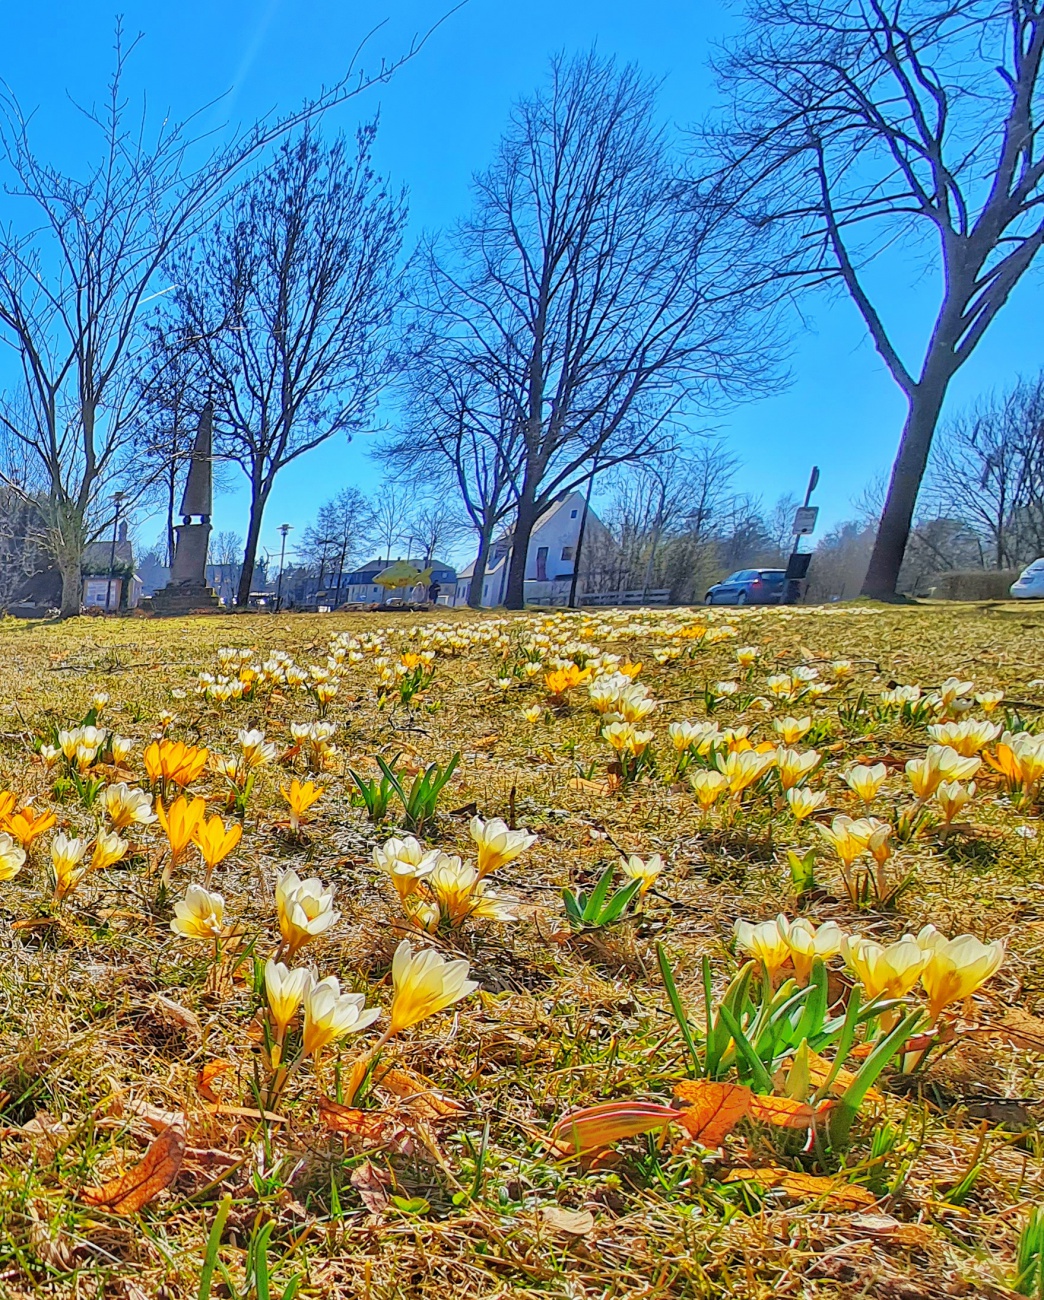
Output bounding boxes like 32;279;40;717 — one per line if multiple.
725;572;745;582
759;571;784;581
1024;560;1044;574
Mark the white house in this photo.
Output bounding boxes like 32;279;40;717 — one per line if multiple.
452;491;611;607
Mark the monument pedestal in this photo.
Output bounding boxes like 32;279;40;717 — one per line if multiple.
149;401;222;617
150;582;221;616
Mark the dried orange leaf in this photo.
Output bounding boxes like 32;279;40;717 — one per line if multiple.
196;1059;234;1104
550;1100;679;1153
804;1049;880;1101
748;1094;818;1129
673;1080;751;1146
80;1125;185;1214
724;1167;878;1210
375;1066;463;1119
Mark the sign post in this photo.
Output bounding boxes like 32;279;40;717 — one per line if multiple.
783;466;820;605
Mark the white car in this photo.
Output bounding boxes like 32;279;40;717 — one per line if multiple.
1010;559;1044;598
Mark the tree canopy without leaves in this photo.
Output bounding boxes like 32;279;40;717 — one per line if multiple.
714;0;1044;598
409;51;776;610
0;26;426;616
168;126;407;606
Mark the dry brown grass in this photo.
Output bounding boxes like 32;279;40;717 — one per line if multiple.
0;601;1037;1298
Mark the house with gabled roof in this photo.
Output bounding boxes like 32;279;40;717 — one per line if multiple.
452;491;611;607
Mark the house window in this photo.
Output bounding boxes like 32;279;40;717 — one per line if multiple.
536;546;548;581
561;546;574;562
570;509;578;519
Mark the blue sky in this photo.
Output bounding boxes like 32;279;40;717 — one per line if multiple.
3;0;1041;569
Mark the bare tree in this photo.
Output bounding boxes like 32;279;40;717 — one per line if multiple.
597;440;740;596
417;52;776;610
367;484;408;563
927;374;1044;567
378;340;524;605
302;487;374;602
169;126;407;606
134;323;208;565
715;0;1044;599
0;28;429;617
210;530;244;567
407;500;469;564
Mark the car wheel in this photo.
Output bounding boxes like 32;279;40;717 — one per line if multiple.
735;591;747;605
705;593;715;605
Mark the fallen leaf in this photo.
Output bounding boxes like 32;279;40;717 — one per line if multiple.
724;1167;877;1210
997;1007;1044;1053
196;1059;235;1104
375;1066;464;1119
541;1206;595;1236
847;1212;930;1245
318;1097;415;1153
568;776;613;796
804;1049;880;1101
350;1160;391;1214
471;734;499;750
80;1125;186;1214
748;1094;819;1129
674;1080;751;1146
145;994;202;1047
550;1100;679;1153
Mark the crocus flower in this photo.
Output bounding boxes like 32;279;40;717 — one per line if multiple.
372;836;440;901
102;783;158;830
619;853;664;896
840;935;927;1001
280;779;323;832
193;813;242;882
843;763;887;803
786;786;827;820
777;916;844;984
275;868;340;957
170;884;226;939
387;940;479;1035
7;806;57;849
0;832;26;880
50;833;89;903
733;918;791;975
90;829;129;872
773;716;812;745
156;795;207;865
691;770;729;809
469;816;536;878
920;934;1005;1021
302;976;379;1057
264;959;313;1061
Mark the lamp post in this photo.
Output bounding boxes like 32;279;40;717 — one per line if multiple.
275;524;292;611
107;491;126;612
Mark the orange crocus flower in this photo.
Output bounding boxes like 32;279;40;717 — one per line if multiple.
156;795;207;864
280;779;323;831
192;812;242;881
7;806;58;848
144;739;210;789
0;791;16;825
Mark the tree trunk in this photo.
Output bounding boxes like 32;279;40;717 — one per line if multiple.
860;379;949;600
58;550;81;619
237;487;268;608
504;487;539;610
468;528;493;608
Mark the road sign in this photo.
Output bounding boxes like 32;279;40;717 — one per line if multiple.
793;506;819;536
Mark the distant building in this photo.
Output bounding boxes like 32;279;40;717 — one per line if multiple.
81;523;142;610
453;491;610;607
342;558;457;605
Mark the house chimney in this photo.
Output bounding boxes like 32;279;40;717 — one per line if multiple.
118;520;129;542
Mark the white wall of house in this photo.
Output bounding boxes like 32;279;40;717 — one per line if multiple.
454;492;604;608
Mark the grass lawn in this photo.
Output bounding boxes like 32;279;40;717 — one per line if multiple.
0;600;1041;1298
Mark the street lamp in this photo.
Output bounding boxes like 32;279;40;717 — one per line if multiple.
108;491;127;612
275;523;292;611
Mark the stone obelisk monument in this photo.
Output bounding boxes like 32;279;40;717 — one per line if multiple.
151;402;221;615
